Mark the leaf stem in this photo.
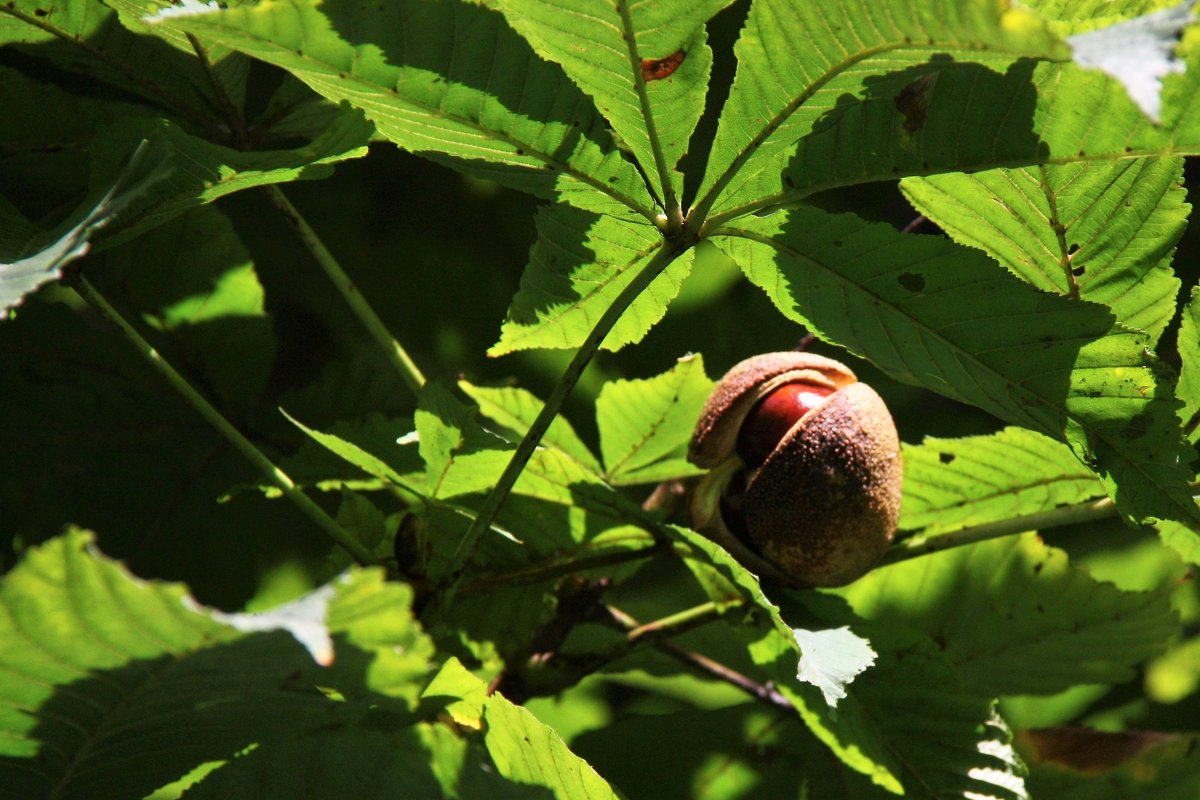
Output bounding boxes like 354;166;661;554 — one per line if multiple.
655;640;795;712
606;601;731;643
186;33;250;145
264;186;426;396
69;274;377;565
880;496;1118;566
452;243;685;570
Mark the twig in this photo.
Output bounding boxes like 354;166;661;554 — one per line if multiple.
264;186;427;396
655;640;795;713
69;274;376;565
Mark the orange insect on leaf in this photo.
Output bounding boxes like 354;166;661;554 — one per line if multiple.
640;51;686;82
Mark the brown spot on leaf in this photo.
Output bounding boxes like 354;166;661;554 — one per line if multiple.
896;73;937;133
1020;728;1176;775
641;51;685;82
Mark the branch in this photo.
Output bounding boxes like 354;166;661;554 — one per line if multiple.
69;274;376;565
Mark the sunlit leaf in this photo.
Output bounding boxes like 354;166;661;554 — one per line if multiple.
710;208;1200;534
841;534;1179;695
595;353;712;485
901;157;1186;344
490;205;689;355
158;0;658;217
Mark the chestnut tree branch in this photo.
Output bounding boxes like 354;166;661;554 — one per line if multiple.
68;274;376;565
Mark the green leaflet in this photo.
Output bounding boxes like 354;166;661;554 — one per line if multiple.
494;0;730;205
0;530;435;800
901;427;1104;535
88;111;373;245
459;380;604;474
595;353;712;485
693;0;1069;219
709;207;1200;535
490;205;690;355
415;383;514;501
485;694;623;799
106;207;276;415
901;158;1186;344
0;140;171;316
159;0;657;218
1180;286;1200;444
841;534;1179;695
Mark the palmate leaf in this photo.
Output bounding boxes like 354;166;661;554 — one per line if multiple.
699;3;1200;226
692;0;1068;219
901;157;1187;344
494;0;731;205
709;207;1200;536
595;353;712;485
901;427;1104;535
490;205;690;355
158;0;658;218
840;534;1178;696
0;530;435;800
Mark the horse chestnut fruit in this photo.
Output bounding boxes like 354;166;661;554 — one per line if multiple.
688;352;902;587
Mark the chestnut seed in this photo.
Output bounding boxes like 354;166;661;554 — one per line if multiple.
735;381;834;469
688;352;902;588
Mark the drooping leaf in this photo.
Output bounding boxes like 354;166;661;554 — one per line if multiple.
282;411;419;492
901;427;1104;536
0;140;171;316
595;353;712;485
0;530;435;800
484;692;622;799
840;534;1179;696
692;0;1069;219
156;0;658;218
1066;0;1196;122
709;207;1200;534
494;0;730;204
459;379;603;474
87;111;373;244
490;205;690;355
901;157;1186;344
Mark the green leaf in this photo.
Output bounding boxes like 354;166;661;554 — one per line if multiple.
1065;0;1196;122
595;353;712;485
0;530;435;799
458;379;603;474
0;0;234;128
421;657;489;729
840;534;1179;695
901;158;1187;344
0;139;171;315
415;383;514;500
700;9;1200;225
709;207;1200;534
484;692;622;799
88;111;372;244
1179;285;1200;444
157;0;658;218
282;410;418;491
494;0;730;204
901;427;1104;536
490;205;689;355
105;206;276;414
693;0;1069;219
